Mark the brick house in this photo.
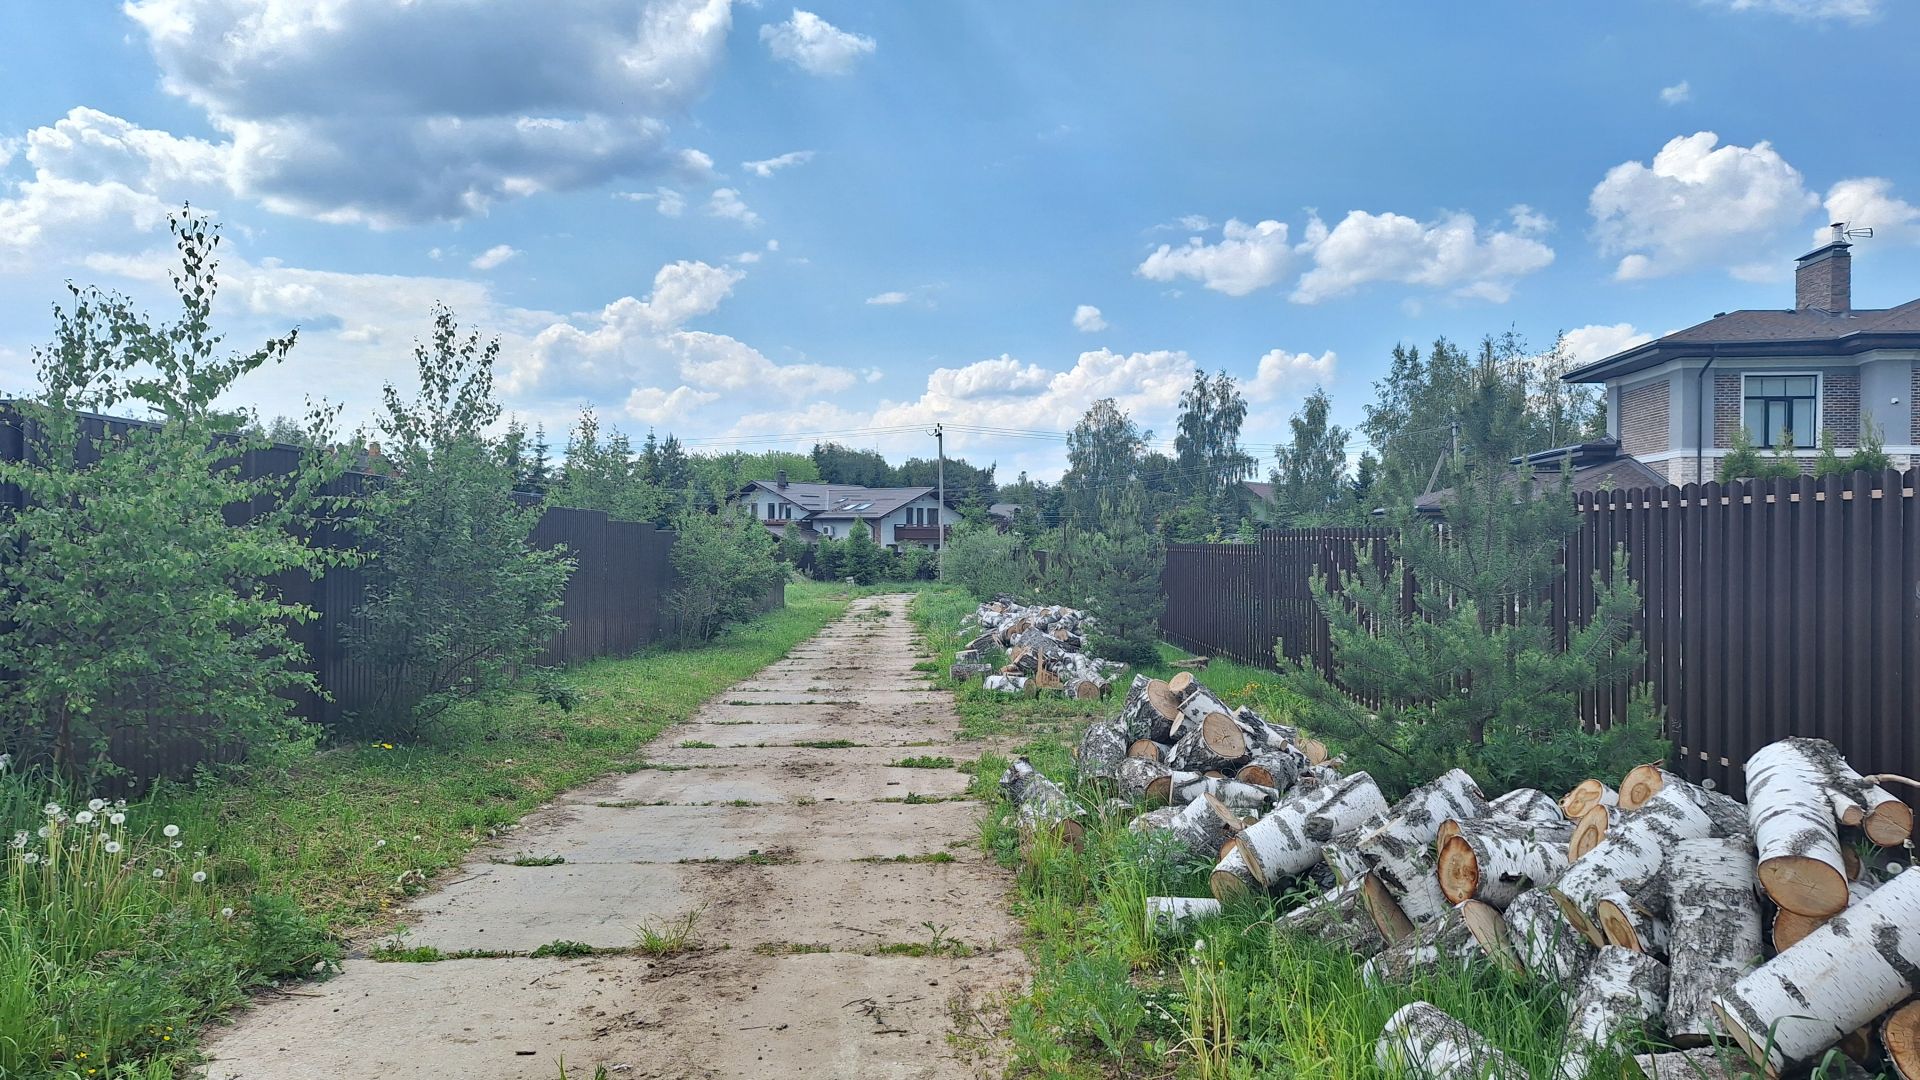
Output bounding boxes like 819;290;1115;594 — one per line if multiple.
728;472;952;550
1564;226;1920;483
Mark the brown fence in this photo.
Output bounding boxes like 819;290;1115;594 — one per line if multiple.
2;410;784;784
1160;470;1920;800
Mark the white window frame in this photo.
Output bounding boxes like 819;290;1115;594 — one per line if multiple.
1740;371;1821;450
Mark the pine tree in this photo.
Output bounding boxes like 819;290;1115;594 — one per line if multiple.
1083;487;1168;667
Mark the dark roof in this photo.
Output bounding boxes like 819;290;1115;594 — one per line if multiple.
1403;437;1667;515
988;502;1021;519
1565;297;1920;383
1241;481;1276;504
739;480;935;520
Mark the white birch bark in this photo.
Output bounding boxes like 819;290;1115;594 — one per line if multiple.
999;757;1081;843
1170;775;1274;813
1274;878;1387;958
1505;888;1595;989
1488;787;1566;825
1145;896;1221;936
1549;783;1714;943
1375;1001;1529;1080
1439;816;1577;909
1209;839;1261;902
1745;738;1851;918
1361;902;1486;986
1596;890;1670;957
1346;768;1488;927
1075;719;1129;785
1237;771;1388;886
1663;838;1763;1048
1711;867;1920;1076
1630;1046;1756;1079
1115;756;1171;801
1560;946;1670;1080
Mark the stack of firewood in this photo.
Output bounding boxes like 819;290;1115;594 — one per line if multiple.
999;673;1920;1079
952;598;1126;700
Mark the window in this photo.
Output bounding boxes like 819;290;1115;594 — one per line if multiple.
1743;374;1818;449
764;502;774;520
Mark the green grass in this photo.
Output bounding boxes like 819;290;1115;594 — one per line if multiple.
891;755;956;769
789;738;860;749
0;581;853;1080
853;852;956;864
498;854;566;867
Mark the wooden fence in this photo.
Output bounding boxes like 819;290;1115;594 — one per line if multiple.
1160;469;1920;800
2;411;783;785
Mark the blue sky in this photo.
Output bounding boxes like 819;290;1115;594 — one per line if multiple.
3;0;1918;479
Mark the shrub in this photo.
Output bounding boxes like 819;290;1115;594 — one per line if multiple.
0;211;351;782
666;507;785;640
940;524;1033;600
1081;490;1167;667
347;307;574;739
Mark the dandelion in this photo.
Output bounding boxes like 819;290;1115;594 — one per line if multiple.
88;798;106;812
37;826;51;839
170;840;183;849
109;812;125;826
152;868;166;879
74;810;94;825
220;906;235;919
23;852;39;865
375;838;388;848
9;831;25;848
44;803;61;817
192;871;208;883
0;753;11;770
104;841;122;854
162;824;180;838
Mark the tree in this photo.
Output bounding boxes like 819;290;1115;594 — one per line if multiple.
666;505;784;640
811;442;891;486
1362;338;1477;506
1281;365;1662;796
0;210;352;780
892;455;996;504
940;523;1032;600
1081;488;1168;666
1060;398;1147;528
1718;425;1797;483
349;307;574;739
1174;370;1257;512
1271;388;1351;525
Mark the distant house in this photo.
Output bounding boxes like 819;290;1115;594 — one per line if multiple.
730;471;952;550
1565;225;1920;483
1406;436;1666;516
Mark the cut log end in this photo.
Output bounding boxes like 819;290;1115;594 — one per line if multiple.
1167;670;1195;696
1756;854;1850;918
1883;999;1920;1080
1300;738;1330;766
1595;896;1647;953
1569;803;1610;862
1769;909;1826;953
1458;899;1523;975
1550;888;1607;947
1618;763;1668;812
1361;871;1417;943
1126;739;1165;762
1561;778;1619;820
1436;834;1480;906
1865;801;1915;848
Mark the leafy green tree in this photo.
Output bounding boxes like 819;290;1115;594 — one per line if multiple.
0;211;352;780
1817;413;1893;479
1271;387;1352;525
349;307;574;739
811;442;892;486
1060;398;1147;528
666;506;785;640
1174;370;1256;512
688;450;819;504
891;455;997;503
1282;366;1661;796
1718;425;1798;483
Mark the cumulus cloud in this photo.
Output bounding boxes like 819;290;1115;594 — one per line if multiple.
1291;207;1554;304
119;0;735;226
1822;177;1920;244
1560;323;1655;367
1661;81;1692;105
1072;304;1107;333
1590;131;1818;281
760;10;876;75
706;187;760;226
1136;218;1293;297
743;150;815;177
469;244;520;270
623;384;721;423
1245;349;1337;402
865;290;910;306
1705;0;1879;18
616;187;687;217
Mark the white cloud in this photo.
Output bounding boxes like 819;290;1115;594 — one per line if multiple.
1291;207;1554;304
669;330;856;394
1560;323;1654;368
469;244;520;271
760;10;876;76
1177;214;1213;231
1508;204;1553;237
1136;218;1294;297
1072;304;1107;333
624;384;720;423
120;0;735;226
1660;81;1692;105
706;187;760;227
1245;349;1337;402
865;290;910;306
616;187;687;217
1706;0;1879;18
743;150;815;177
1590;131;1818;281
1822;177;1920;244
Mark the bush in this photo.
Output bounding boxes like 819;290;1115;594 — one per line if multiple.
667;507;785;640
347;307;574;739
940;524;1033;600
1080;491;1167;667
0;211;351;783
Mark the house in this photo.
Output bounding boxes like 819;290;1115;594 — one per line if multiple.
1565;225;1920;483
1406;436;1666;515
731;471;952;550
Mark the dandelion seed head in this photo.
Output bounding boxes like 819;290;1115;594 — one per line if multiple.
44;803;61;817
88;798;106;812
36;826;51;839
152;868;166;878
109;813;125;826
104;841;122;854
192;871;207;883
170;840;183;849
220;906;235;919
23;852;39;864
162;824;180;838
74;811;94;825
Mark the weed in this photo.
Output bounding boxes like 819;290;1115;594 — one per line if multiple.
595;799;670;808
751;941;832;956
498;854;566;867
633;908;703;957
678;740;718;749
911;660;938;673
874;922;971;958
854;852;956;864
876;792;968;804
529;940;597;959
891;755;955;769
790;738;860;749
682;848;797;866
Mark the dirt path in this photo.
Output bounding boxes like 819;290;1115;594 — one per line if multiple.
202;595;1024;1080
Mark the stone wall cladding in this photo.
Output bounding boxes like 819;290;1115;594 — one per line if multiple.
1911;364;1920;446
1714;373;1741;449
1619;380;1671;457
1821;371;1861;446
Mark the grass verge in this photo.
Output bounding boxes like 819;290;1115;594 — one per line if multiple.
1;579;852;1080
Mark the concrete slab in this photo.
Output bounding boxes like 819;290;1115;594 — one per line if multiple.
395;862;696;952
570;762;972;806
665;720;958;748
695;859;1016;951
489;801;981;865
641;742;955;768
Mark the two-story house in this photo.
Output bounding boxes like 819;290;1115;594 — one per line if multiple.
731;472;952;550
1565;225;1920;483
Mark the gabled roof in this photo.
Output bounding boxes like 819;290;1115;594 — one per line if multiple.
1565;298;1920;384
1400;437;1666;515
1241;481;1276;505
738;480;935;520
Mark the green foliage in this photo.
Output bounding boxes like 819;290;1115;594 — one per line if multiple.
0;210;352;782
1173;369;1257;509
1718;424;1799;482
347;307;574;739
1814;413;1892;479
1283;365;1659;796
1062;398;1148;528
1269;387;1360;525
547;408;693;525
1077;491;1168;667
939;523;1033;600
666;506;785;640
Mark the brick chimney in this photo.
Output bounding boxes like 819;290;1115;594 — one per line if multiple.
1796;223;1852;312
776;469;788;489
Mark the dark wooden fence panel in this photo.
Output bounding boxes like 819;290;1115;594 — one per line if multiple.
1160;470;1920;799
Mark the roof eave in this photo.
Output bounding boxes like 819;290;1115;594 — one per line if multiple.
1562;331;1920;384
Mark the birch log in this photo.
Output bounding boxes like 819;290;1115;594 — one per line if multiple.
1360;871;1419;944
1883;998;1920;1080
1795;737;1915;848
1145;770;1204;805
1664;838;1764;1048
1236;749;1306;793
1745;738;1851;918
1209;838;1261;902
1145;896;1220;936
1125;739;1168;762
1596;891;1670;957
1274;878;1387;958
1375;1001;1529;1080
1075;720;1129;785
1438;816;1576;910
1561;946;1671;1080
1621;767;1750;841
1488;787;1566;825
1116;756;1172;801
1563;779;1620;820
1133;794;1238;857
1506;888;1596;987
1170;775;1275;813
1346;769;1488;927
999;758;1083;845
1237;771;1388;886
1619;763;1669;811
1550;783;1714;944
1361;901;1494;985
1569;803;1617;862
1631;1047;1760;1079
1771;877;1877;952
1711;867;1920;1076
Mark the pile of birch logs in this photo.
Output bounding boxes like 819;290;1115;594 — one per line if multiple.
1002;674;1920;1080
952;598;1126;700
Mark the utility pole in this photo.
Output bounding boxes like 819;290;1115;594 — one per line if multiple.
934;423;946;561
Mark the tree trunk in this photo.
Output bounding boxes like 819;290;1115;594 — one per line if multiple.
1166;713;1252;774
1771;877;1877;952
1116;756;1172;802
1505;887;1595;988
1712;867;1920;1077
1236;748;1305;793
1596;890;1670;957
1236;771;1388;886
1274;878;1387;958
999;757;1082;846
1550;782;1714;944
1622;767;1751;841
1132;793;1242;858
1883;998;1920;1080
950;661;993;681
1344;768;1487;927
1561;946;1671;1080
1619;763;1669;811
1170;775;1274;814
1662;838;1763;1048
1793;737;1914;848
1562;779;1619;820
1145;896;1220;936
1126;739;1168;762
1209;838;1261;903
1745;738;1851;918
1631;1047;1763;1079
1438;816;1576;910
1375;1001;1528;1080
1075;719;1129;786
1145;769;1204;805
1488;787;1566;825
